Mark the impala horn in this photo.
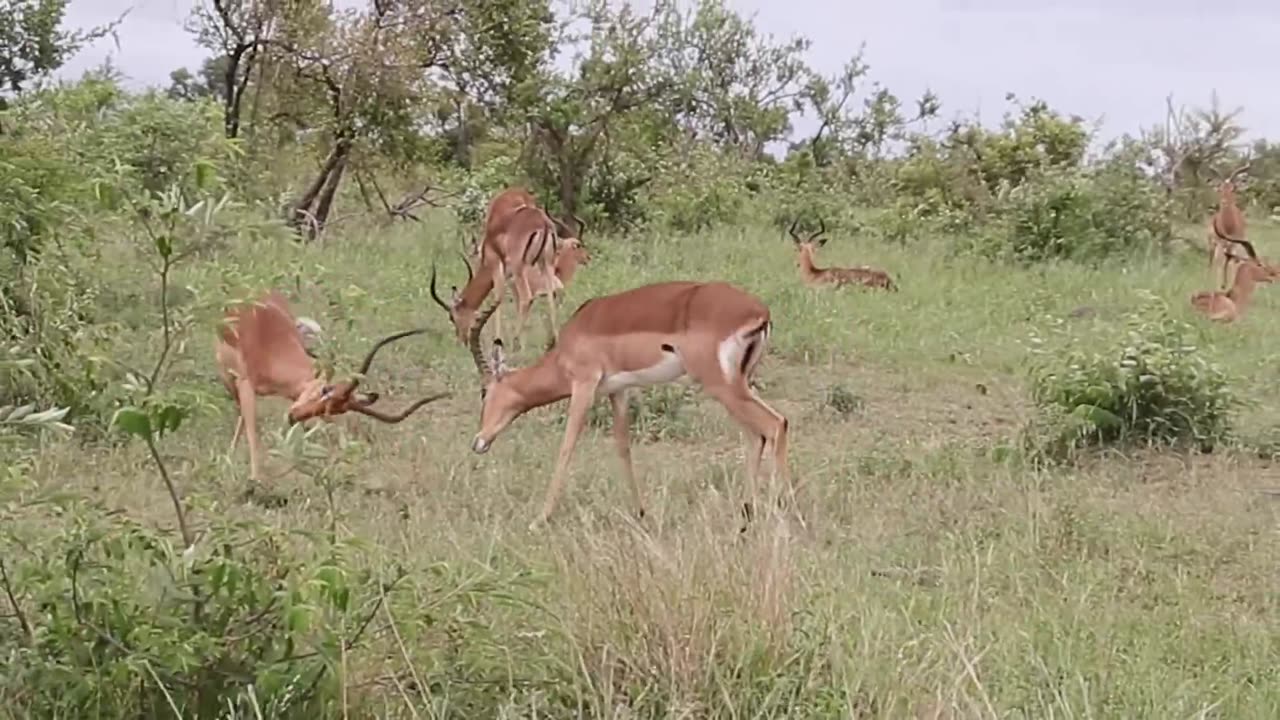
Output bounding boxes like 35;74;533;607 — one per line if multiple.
787;218;804;244
458;251;474;283
1224;237;1260;261
810;217;827;242
468;301;501;379
348;327;449;423
429;264;451;313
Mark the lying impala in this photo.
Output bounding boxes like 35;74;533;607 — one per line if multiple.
217;290;448;480
431;187;573;347
788;218;897;291
1190;242;1280;323
1207;160;1255;289
463;280;792;528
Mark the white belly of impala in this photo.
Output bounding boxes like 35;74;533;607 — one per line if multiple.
597;353;686;396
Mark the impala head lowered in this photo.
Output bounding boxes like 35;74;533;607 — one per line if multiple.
429;252;480;344
466;300;533;453
286;326;449;424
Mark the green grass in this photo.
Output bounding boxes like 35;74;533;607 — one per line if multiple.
15;214;1280;717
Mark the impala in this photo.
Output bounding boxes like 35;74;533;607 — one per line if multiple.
462;280;792;528
431;189;574;347
1207;160;1255;289
1190;243;1280;323
217;290;448;480
515;235;592;340
788;218;897;291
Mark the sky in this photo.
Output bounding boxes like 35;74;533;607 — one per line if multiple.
58;0;1280;145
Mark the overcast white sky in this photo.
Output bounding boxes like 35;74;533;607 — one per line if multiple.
59;0;1280;144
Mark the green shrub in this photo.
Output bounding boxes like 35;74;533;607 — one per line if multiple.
1025;298;1236;459
973;165;1172;263
0;501;389;719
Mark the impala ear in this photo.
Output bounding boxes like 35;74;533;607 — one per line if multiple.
354;391;380;406
817;237;829;247
490;339;509;376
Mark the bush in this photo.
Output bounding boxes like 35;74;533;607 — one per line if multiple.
973;164;1172;263
1025;298;1236;459
0;499;390;719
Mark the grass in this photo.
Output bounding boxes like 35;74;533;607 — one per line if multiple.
14;214;1280;717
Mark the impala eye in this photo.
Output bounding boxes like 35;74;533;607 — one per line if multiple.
321;385;334;398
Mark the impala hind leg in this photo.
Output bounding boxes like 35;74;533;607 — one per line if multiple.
609;391;645;519
704;383;791;522
534;381;600;528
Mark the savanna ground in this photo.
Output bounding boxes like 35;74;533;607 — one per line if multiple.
18;214;1280;718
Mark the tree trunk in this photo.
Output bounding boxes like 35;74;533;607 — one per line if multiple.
311;148;350;235
289;139;351;241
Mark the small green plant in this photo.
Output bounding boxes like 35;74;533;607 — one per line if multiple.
584;385;697;442
1025;297;1236;460
820;383;864;420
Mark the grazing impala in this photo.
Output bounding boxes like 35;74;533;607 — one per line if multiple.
217;290;448;479
462;281;792;528
1190;244;1280;323
431;189;568;346
1207;161;1256;289
788;218;897;291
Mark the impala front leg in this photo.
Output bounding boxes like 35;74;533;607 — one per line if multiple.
235;380;262;481
534;380;598;528
610;391;645;519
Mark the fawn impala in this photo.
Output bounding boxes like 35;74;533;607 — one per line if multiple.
1190;244;1280;323
217;290;448;480
431;188;578;347
788;218;897;291
462;280;792;528
1207;161;1255;289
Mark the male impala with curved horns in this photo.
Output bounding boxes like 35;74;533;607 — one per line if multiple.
788;218;897;291
217;291;448;480
1207;160;1256;289
463;281;792;528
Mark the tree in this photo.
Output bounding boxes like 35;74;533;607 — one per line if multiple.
275;0;452;239
0;0;117;101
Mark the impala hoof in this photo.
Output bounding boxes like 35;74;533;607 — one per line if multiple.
471;436;490;454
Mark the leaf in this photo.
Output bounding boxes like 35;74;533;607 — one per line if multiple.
194;160;215;191
154;233;173;260
286;604;313;634
1071;404;1121;430
112;407;152;439
154;405;187;438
